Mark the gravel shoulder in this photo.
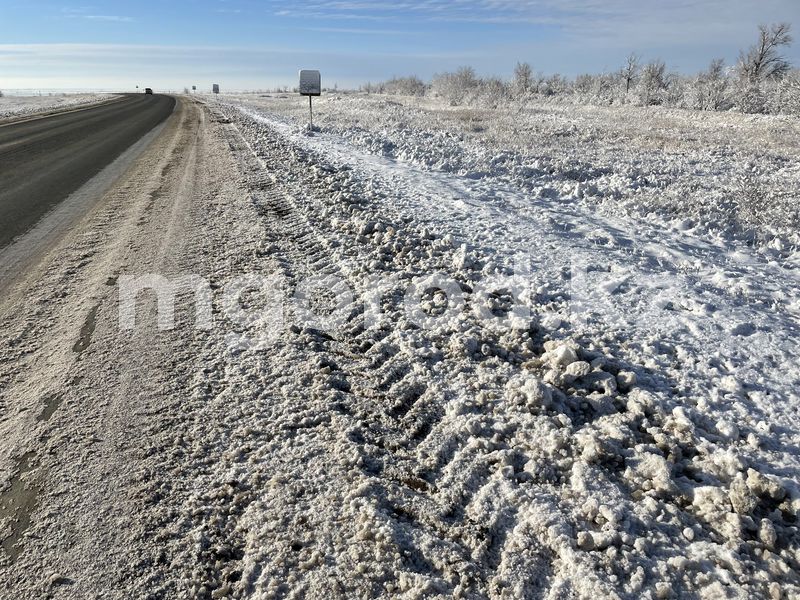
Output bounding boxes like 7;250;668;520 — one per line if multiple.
0;97;251;597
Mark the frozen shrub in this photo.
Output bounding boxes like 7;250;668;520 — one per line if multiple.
637;60;668;105
474;76;510;108
574;74;593;96
784;71;800;115
382;76;426;97
432;66;479;105
733;164;800;235
769;70;800;115
663;72;689;108
574;73;616;105
735;166;771;229
540;74;569;97
694;59;731;111
737;83;768;114
512;62;534;98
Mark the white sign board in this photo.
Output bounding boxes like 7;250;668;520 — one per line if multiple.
299;70;321;96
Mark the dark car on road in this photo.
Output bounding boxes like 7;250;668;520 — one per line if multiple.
145;88;153;95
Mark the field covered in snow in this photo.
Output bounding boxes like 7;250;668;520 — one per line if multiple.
0;93;118;121
170;93;800;598
220;93;800;241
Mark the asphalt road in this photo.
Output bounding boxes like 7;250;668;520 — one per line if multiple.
0;94;175;249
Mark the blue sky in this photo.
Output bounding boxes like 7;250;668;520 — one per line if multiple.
0;0;798;91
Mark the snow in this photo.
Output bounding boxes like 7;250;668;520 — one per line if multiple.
0;93;118;120
0;92;796;598
181;93;800;597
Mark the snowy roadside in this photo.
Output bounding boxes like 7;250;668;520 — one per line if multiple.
176;97;800;597
0;93;796;599
0;93;120;121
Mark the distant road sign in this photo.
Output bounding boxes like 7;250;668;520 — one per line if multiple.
212;84;220;94
299;70;321;96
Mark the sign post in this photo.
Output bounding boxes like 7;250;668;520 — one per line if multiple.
298;70;321;129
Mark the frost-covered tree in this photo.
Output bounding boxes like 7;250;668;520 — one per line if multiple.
738;23;793;84
512;62;534;97
638;60;668;105
621;53;640;95
695;59;730;110
735;23;793;113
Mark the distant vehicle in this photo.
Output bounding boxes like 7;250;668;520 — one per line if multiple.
212;84;220;94
145;88;153;95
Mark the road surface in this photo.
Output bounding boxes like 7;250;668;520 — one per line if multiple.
0;94;175;249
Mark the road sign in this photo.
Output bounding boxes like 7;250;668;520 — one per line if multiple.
299;70;321;129
299;70;321;96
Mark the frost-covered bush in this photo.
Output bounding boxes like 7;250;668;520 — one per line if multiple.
736;83;768;114
574;74;593;96
693;59;731;111
512;62;535;98
382;76;426;97
637;60;668;105
768;70;800;115
783;71;800;115
428;69;512;108
733;164;800;236
574;73;617;105
473;76;510;108
663;72;689;108
431;66;479;105
367;23;793;115
539;74;570;97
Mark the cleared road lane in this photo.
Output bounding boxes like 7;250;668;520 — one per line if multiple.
0;94;176;248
